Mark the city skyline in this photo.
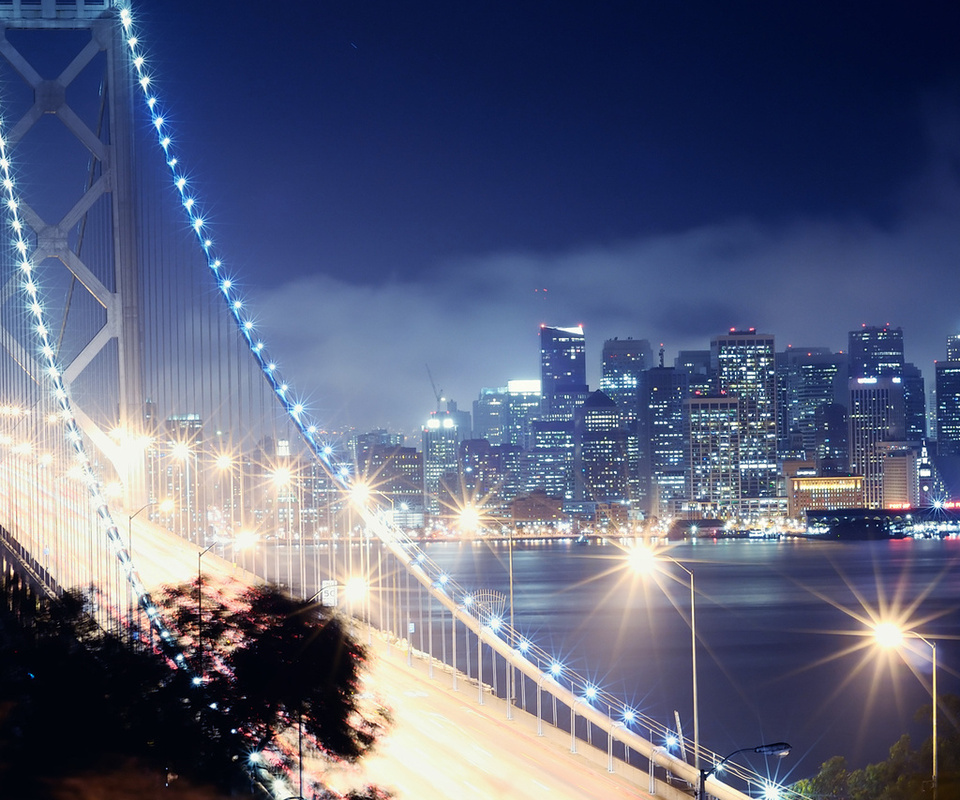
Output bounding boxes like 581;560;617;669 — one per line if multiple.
143;2;960;435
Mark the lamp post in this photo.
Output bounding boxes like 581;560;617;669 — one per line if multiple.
508;525;516;719
127;500;153;639
874;622;938;799
198;543;216;678
127;498;173;640
698;741;791;800
630;546;699;771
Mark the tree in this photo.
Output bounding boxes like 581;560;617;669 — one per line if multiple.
156;580;389;770
0;577;390;798
792;703;960;800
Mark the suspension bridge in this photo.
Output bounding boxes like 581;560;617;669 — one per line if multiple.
0;3;793;798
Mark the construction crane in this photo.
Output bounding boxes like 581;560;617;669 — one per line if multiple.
425;364;445;413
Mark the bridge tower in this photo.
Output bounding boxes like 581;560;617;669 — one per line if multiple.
0;1;145;502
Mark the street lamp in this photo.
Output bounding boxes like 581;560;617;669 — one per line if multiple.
630;546;699;771
198;543;216;678
127;498;173;639
873;622;938;798
698;741;791;800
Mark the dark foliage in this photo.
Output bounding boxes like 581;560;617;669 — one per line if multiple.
156;580;387;762
791;694;960;799
0;574;389;799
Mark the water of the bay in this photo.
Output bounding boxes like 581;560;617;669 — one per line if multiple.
257;536;960;783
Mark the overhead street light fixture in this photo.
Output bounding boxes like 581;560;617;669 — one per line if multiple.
698;742;792;800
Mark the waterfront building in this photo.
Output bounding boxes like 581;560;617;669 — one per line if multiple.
712;329;778;498
878;442;920;508
848;376;906;508
788;475;865;517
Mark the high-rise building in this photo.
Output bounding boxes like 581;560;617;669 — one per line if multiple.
936;360;960;456
640;366;688;517
422;410;465;517
814;403;849;475
600;337;651;508
362;444;423;523
685;394;740;516
574;390;628;503
848;377;906;508
473;387;508;445
712;329;778;498
776;347;846;459
675;349;713;395
902;363;926;442
849;325;904;379
524;419;575;500
504;379;541;448
600;337;652;424
946;334;960;362
540;324;587;417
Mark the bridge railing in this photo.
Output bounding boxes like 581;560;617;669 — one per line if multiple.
352;500;801;800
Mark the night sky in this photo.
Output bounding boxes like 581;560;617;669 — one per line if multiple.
144;1;960;436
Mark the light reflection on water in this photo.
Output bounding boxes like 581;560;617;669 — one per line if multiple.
422;537;960;780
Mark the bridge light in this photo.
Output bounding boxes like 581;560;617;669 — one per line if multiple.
584;684;597;701
622;708;636;724
550;661;562;677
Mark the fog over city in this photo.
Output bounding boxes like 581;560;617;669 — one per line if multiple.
147;1;960;436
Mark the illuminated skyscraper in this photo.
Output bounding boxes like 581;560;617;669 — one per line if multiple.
849;325;904;379
600;337;651;424
776;347;847;458
600;337;651;507
947;333;960;362
540;325;588;417
574;390;628;503
422;410;464;517
936;360;960;456
848;377;906;508
685;394;740;515
640;366;688;516
712;329;778;498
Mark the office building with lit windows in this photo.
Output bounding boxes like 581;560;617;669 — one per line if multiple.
640;365;688;517
712;329;778;498
848;377;906;508
540;324;588;418
936;360;960;456
685;394;740;516
574;390;628;503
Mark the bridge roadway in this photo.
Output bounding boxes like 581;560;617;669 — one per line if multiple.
321;628;684;799
0;460;750;798
122;516;689;799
